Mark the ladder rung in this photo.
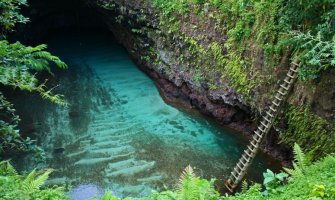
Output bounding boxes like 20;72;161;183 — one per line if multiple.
248;145;257;153
280;84;289;90
278;90;286;96
261;121;269;128
242;154;250;162
292;62;299;67
287;73;295;78
231;172;238;180
264;116;271;123
254;130;262;137
247;145;256;154
237;163;243;171
275;96;282;101
238;159;246;168
244;150;252;158
253;135;261;143
290;67;298;72
233;166;240;174
250;141;258;148
270;106;277;112
284;79;292;84
258;126;265;132
266;111;273;118
237;161;245;168
272;100;279;107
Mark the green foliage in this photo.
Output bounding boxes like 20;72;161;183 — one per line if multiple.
0;42;68;106
176;165;220;199
227;155;335;200
152;0;335;84
22;168;54;194
0;160;67;200
0;0;68;156
0;40;67;155
0;0;29;37
310;184;327;198
262;169;288;195
241;180;249;193
281;105;335;159
152;0;189;16
291;31;335;80
225;184;265;200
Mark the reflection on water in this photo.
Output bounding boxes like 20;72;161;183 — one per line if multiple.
14;30;280;198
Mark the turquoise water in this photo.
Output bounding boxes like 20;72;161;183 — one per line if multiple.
20;30;279;198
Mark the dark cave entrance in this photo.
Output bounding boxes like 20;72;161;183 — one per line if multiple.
13;0;108;44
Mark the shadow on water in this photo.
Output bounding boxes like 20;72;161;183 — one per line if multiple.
11;28;281;198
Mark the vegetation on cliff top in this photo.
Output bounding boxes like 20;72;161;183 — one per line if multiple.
148;0;335;159
151;0;335;82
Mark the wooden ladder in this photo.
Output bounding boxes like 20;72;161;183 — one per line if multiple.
225;62;300;192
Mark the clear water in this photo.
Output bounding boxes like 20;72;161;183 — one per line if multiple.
15;29;280;198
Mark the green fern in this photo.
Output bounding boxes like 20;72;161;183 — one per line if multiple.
176;165;219;200
241;180;249;193
0;161;67;199
22;168;54;194
284;143;309;178
0;160;18;176
178;165;196;199
293;143;306;172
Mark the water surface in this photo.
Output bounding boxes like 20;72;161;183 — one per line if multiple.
15;30;279;198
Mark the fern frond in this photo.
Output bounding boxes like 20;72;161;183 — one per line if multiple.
293;143;306;172
22;168;53;194
0;160;17;175
178;165;195;185
283;143;308;180
241;180;249;193
22;168;37;186
178;165;197;200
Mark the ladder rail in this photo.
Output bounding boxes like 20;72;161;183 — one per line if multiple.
225;63;300;192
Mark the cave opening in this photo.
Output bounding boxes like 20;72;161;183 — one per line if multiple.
13;0;109;44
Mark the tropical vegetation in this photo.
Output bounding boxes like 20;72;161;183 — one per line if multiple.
0;0;335;199
0;0;67;156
